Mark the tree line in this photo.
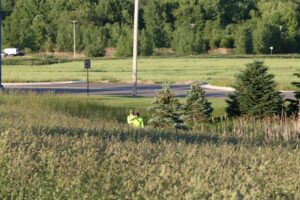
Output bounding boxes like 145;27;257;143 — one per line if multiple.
2;0;300;56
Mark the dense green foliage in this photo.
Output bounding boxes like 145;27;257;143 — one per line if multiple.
184;82;213;125
2;0;300;56
226;61;283;117
148;84;185;129
287;72;300;114
0;92;299;199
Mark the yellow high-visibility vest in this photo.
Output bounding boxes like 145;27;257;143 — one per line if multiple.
131;117;144;128
127;114;135;125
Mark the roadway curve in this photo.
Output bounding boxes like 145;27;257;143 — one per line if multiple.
2;82;296;99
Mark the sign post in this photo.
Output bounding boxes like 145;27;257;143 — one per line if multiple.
84;59;91;96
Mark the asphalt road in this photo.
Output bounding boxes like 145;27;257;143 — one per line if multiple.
2;82;296;99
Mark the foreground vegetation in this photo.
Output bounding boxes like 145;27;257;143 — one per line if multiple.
3;57;299;90
0;92;299;199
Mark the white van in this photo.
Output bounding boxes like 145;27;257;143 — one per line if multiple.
3;48;24;56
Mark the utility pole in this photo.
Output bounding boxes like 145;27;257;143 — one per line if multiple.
132;0;139;96
0;1;3;89
70;20;78;59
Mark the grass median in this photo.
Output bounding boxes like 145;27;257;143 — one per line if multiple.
3;57;299;90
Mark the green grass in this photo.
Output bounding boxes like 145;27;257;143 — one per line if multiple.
3;57;299;90
0;92;299;199
90;95;227;117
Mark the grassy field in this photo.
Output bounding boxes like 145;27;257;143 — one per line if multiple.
3;57;299;90
0;92;299;199
91;95;227;117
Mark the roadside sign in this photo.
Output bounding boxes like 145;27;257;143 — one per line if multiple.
84;59;91;96
84;59;91;69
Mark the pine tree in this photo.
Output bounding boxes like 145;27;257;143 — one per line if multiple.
287;72;300;115
226;61;283;117
184;82;213;125
225;92;241;118
148;84;184;129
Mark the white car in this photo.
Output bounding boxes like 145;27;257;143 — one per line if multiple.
3;48;24;56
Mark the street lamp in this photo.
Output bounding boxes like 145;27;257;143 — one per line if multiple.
132;0;139;96
70;20;78;59
269;46;274;55
0;2;3;89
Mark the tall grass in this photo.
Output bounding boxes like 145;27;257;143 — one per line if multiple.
0;92;299;199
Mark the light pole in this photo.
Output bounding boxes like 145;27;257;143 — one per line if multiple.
0;1;3;89
269;46;274;55
132;0;139;96
70;20;78;59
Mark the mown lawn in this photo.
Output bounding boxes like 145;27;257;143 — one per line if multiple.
3;57;299;90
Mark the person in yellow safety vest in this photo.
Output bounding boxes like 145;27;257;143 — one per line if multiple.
131;112;144;128
127;110;135;126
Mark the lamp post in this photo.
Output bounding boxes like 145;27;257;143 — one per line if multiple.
132;0;139;96
0;1;3;89
70;20;78;59
269;46;274;55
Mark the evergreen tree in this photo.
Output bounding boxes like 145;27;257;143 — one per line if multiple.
148;84;184;129
286;72;300;115
225;92;241;118
184;82;213;125
226;61;283;117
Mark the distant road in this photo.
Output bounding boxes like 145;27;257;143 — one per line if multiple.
2;82;296;99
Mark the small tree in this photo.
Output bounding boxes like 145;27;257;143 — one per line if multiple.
184;82;213;125
226;61;283;117
148;84;184;129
